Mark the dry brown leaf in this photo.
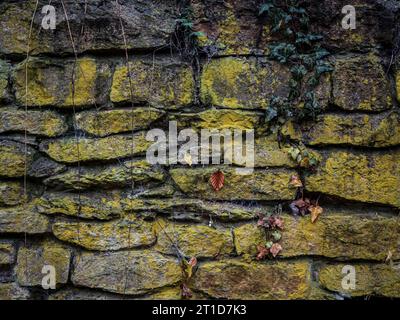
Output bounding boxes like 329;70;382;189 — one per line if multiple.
289;175;303;188
210;170;224;191
310;205;323;223
183;152;193;166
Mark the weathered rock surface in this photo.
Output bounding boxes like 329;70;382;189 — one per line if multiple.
234;211;400;261
0;181;25;206
43;160;164;190
72;251;181;295
0;0;178;55
282;112;400;147
76;107;165;137
193;260;311;299
0;241;15;265
0;140;35;178
0;205;50;234
170;167;297;200
0;283;30;300
13;58;110;108
0;60;10;102
200;57;290;110
332;54;392;111
306;150;400;208
155;221;234;258
53;217;156;251
16;241;71;287
0;107;67;137
111;57;194;108
39;132;151;163
318;263;400;298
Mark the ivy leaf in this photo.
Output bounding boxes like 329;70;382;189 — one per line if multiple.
289;174;303;188
265;241;274;249
310;205;323;223
210;170;225;191
272;231;282;242
256;245;269;260
270;243;283;258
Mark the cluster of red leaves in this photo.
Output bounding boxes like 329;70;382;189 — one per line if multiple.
257;214;284;230
256;214;284;260
290;198;323;223
257;243;283;260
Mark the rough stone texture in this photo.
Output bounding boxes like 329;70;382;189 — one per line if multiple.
39;133;151;163
72;251;181;295
48;288;125;300
155;221;234;258
0;283;30;300
193;260;311;299
332;54;392;111
0;205;50;234
16;241;71;287
234;211;400;261
0;241;15;265
43;160;165;190
53;217;156;251
35;191;124;220
200;57;290;110
0;140;35;178
0;60;10;102
170;167;297;200
318;263;400;298
282;112;400;147
76;107;165;137
306;150;400;208
111;57;194;109
0;107;67;137
0;181;25;206
13;58;110;108
396;70;400;103
0;0;178;56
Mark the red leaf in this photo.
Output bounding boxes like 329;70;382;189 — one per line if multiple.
188;257;197;267
270;243;282;258
256;245;269;260
210;170;225;191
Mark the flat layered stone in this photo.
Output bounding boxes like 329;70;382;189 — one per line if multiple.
39;132;151;163
396;70;400;103
0;181;25;206
76;107;165;137
53;217;156;251
200;57;290;110
318;263;400;298
170;167;297;201
72;251;181;295
48;288;124;300
110;57;194;108
154;221;234;258
0;60;10;101
0;107;67;137
13;58;110;108
35;192;124;220
193;260;311;299
0;205;50;234
0;283;30;300
0;140;35;178
306;150;400;208
332;53;392;111
16;241;71;287
0;0;178;55
43;160;165;190
234;211;400;261
282;112;400;147
0;242;15;265
253;135;297;168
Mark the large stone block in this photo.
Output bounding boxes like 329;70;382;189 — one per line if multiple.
13;58;110;108
396;69;400;103
193;260;311;299
0;205;50;234
16;241;71;287
39;132;151;163
0;60;10;102
306;150;400;208
43;160;165;190
332;53;392;111
170;167;297;201
0;0;178;55
282;112;400;147
0;140;35;178
0;107;67;137
72;251;181;295
154;221;234;258
0;283;30;300
0;242;15;265
234;211;400;261
0;181;25;206
110;57;194;108
318;263;400;298
76;107;165;137
53;217;156;251
200;57;290;110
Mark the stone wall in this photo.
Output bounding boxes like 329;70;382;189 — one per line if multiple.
0;0;399;300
